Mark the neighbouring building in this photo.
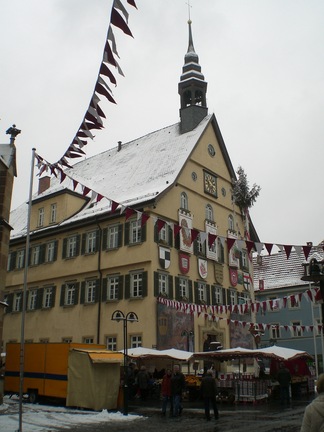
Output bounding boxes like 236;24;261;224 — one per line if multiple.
253;243;324;372
0;125;21;403
3;22;259;367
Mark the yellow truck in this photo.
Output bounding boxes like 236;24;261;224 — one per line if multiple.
4;343;123;410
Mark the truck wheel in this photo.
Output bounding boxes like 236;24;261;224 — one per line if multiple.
29;390;38;404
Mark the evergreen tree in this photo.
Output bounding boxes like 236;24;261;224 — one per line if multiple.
232;166;261;213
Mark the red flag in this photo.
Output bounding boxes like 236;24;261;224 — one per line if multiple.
104;40;117;67
208;233;217;248
111;200;119;213
83;186;91;196
59;170;66;183
95;83;117;104
127;0;137;7
157;219;166;233
72;180;78;191
125;207;136;220
302;245;312;260
141;213;150;227
246;240;255;254
111;8;133;37
174;224;181;237
264;243;273;255
191;229;200;244
96;194;104;203
283;245;292;259
227;237;236;252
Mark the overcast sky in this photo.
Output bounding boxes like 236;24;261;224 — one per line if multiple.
1;0;323;248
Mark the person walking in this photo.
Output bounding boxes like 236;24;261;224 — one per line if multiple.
277;362;292;406
171;364;186;417
161;368;173;416
301;373;324;432
200;369;219;421
136;365;150;401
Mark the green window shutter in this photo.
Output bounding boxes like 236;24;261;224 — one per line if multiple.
6;293;14;313
239;251;243;269
188;280;193;302
62;238;67;259
168;275;173;299
193;239;199;256
102;278;108;301
37;288;44;309
142;272;148;297
118;275;124;300
194;282;198;304
81;234;86;255
125;275;130;299
39;245;46;264
175;276;180;300
95;230;100;252
9;252;16;271
53;240;58;261
222;288;226;305
28;248;32;266
168;225;173;247
124;222;130;246
95;279;100;303
154;272;159;297
51;286;56;308
102;228;108;250
141;224;146;242
206;284;211;305
174;231;180;250
80;282;85;304
118;224;123;247
76;235;81;256
154;223;158;243
60;285;66;306
74;282;80;305
226;289;231;306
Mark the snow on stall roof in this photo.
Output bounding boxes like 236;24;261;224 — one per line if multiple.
9;116;212;239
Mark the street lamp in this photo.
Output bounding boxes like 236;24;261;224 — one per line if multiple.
111;310;138;416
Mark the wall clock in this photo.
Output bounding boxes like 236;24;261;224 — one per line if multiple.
204;172;217;197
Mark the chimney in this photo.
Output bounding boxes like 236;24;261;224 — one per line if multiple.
117;141;122;152
38;176;51;195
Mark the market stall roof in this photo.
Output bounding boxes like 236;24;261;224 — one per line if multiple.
193;345;313;362
122;347;193;361
71;349;123;364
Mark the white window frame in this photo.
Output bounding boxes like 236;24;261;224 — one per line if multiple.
288;296;300;309
159;224;169;243
268;296;280;311
86;231;97;254
65;283;76;306
270;323;280;339
197;234;206;256
85;280;96;303
130;220;141;244
229;290;237;306
228;214;234;231
16;250;25;269
205;204;213;221
107;225;119;249
31;245;40;266
13;293;22;312
179;278;189;299
158;273;169;296
107;276;119;300
28;289;37;310
83;337;94;344
50;203;57;223
131;335;142;348
130;272;143;298
180;192;188;210
106;336;117;351
46;241;55;262
241;250;248;270
291;320;303;337
66;236;77;258
214;285;222;304
43;287;53;308
197;282;206;302
38;207;45;227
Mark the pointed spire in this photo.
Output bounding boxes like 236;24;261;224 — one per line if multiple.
178;20;208;133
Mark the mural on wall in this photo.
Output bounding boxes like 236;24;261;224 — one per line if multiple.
230;312;253;349
157;302;194;351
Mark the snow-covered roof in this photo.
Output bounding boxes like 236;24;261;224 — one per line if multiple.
9;115;213;239
253;247;324;291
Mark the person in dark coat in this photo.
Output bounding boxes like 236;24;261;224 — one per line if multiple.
277;362;292;406
200;369;219;421
171;365;186;417
161;368;173;416
137;365;150;400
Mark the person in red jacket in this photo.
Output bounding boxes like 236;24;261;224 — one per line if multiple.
161;369;173;416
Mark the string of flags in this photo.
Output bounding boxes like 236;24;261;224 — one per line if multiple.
158;287;323;334
36;0;137;177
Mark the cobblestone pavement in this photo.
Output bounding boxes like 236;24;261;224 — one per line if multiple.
67;398;310;432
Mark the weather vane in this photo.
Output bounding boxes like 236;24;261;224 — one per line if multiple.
186;0;192;21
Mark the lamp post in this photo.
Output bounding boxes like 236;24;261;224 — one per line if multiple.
111;310;138;415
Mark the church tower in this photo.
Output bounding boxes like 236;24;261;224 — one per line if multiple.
179;19;208;133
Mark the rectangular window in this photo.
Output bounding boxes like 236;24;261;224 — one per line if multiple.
106;336;117;351
197;235;206;256
197;282;206;302
16;250;25;269
214;286;223;304
179;278;189;299
159;224;168;243
43;287;54;308
85;231;97;254
85;280;96;303
107;225;119;249
65;284;76;306
229;290;237;306
46;241;56;262
13;293;22;312
30;245;40;266
38;208;45;227
130;219;141;244
158;273;169;296
291;320;303;337
131;335;142;348
241;250;248;270
66;236;77;258
270;324;280;340
50;203;57;223
62;338;72;343
130;273;143;298
83;337;94;344
288;296;300;309
269;296;280;311
107;276;119;300
28;289;37;310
